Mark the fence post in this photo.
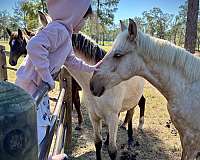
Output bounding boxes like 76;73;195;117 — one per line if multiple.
59;67;72;154
0;45;8;81
0;81;38;160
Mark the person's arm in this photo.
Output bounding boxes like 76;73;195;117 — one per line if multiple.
27;23;68;89
64;51;97;73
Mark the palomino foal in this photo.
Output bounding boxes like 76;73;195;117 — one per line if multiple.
90;19;200;160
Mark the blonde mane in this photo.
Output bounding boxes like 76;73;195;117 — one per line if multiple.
138;32;200;81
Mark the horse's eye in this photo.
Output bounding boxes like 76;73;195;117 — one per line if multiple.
113;53;123;58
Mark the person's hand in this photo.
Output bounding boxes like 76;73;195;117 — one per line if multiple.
44;81;55;91
48;153;68;160
95;60;103;67
91;60;103;72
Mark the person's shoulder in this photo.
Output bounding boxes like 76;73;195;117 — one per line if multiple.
46;21;68;33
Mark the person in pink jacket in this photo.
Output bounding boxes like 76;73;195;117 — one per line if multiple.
15;0;97;159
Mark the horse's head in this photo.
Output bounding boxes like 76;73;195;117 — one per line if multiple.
6;11;51;66
90;19;143;97
7;28;28;66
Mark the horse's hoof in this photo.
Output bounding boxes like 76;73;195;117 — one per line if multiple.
120;151;137;160
128;139;134;149
120;124;127;130
102;143;108;151
75;125;82;130
137;127;143;133
134;141;140;147
128;139;140;149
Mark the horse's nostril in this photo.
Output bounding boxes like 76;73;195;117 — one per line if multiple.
99;86;105;97
10;60;16;66
90;82;94;93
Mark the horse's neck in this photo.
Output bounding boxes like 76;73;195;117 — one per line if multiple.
67;50;95;93
141;59;181;99
138;36;186;100
67;67;91;93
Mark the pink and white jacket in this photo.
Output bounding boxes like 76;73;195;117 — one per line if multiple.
16;0;93;95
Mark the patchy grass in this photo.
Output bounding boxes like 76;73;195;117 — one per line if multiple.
0;40;10;52
101;45;112;52
71;82;182;160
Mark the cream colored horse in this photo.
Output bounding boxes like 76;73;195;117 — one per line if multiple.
39;12;146;160
90;19;200;160
67;34;146;160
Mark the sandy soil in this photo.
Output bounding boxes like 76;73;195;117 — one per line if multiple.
68;81;182;160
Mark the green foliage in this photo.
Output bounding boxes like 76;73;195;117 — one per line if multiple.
142;7;173;39
1;0;197;50
120;2;191;48
13;0;44;30
93;0;120;26
0;10;19;40
82;0;120;43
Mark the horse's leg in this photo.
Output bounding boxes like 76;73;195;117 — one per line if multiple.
181;142;198;160
90;114;102;160
74;90;83;130
107;114;119;160
105;112;121;147
104;133;109;146
138;95;146;130
179;131;200;160
72;80;83;130
120;111;130;130
127;108;134;146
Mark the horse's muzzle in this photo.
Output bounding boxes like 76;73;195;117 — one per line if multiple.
90;80;105;97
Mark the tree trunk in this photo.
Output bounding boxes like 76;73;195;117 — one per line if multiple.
95;0;100;43
198;38;200;51
184;0;199;53
102;33;105;46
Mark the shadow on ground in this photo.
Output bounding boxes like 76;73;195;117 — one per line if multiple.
69;104;176;160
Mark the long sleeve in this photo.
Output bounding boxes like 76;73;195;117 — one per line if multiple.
64;51;95;73
26;22;68;89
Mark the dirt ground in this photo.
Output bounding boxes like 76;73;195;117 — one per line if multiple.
64;81;182;160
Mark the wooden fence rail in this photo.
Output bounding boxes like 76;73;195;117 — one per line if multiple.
0;45;73;159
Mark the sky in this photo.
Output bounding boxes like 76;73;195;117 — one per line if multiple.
114;0;185;23
1;0;186;23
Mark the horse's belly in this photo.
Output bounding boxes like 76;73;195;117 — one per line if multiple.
120;97;141;112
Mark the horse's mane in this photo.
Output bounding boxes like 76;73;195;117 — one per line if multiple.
138;31;200;81
72;32;106;63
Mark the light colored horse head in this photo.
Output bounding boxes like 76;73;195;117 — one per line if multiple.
90;19;143;96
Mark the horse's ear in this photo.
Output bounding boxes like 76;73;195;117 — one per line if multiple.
18;29;23;38
120;20;127;31
38;10;48;27
6;28;12;36
24;28;35;37
44;12;52;24
128;19;137;41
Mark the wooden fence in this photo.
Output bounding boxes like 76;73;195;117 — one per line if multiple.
0;45;73;159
